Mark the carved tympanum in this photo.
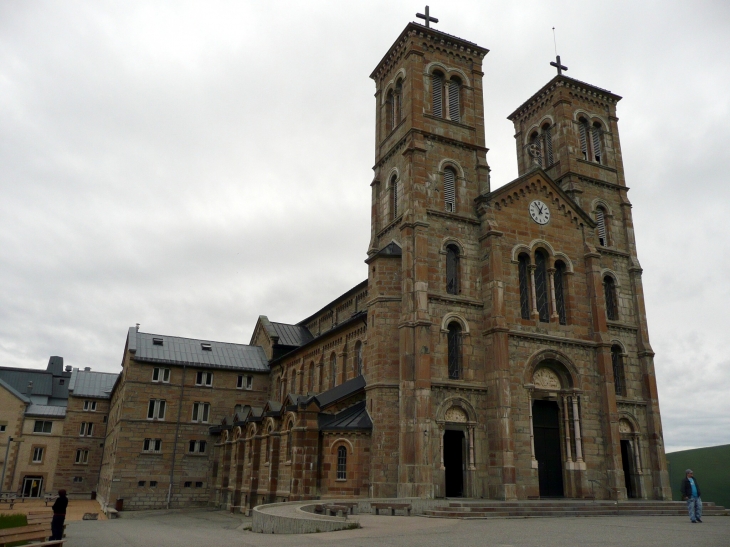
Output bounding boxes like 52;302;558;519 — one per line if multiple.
533;367;562;390
444;406;468;423
619;419;633;434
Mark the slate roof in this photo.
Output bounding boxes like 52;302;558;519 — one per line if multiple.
69;370;119;399
128;328;269;372
270;322;313;347
366;241;402;263
319;401;372;431
26;404;66;418
315;375;366;409
0;378;31;403
0;368;54;397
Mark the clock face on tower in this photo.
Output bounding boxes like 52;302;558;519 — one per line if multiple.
529;200;550;225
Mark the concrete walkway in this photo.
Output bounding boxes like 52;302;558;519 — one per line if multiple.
63;508;730;547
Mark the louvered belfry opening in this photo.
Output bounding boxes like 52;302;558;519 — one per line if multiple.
534;250;550;323
530;132;542;167
518;253;531;319
448;77;461;122
604;276;619;320
447;322;462;380
444;167;456;212
592;123;602;163
542;124;554;165
432;71;444;117
611;345;626;396
595;207;608;246
446;244;459;295
554;261;567;325
579;118;589;160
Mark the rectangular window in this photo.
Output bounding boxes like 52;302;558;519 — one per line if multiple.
103;415;108;423
246;375;253;390
188;440;207;454
150;481;157;487
237;375;243;389
83;400;97;411
73;476;83;483
33;421;52;434
0;425;6;432
152;337;163;346
138;481;145;487
191;403;210;423
79;422;86;436
147;399;166;420
195;371;213;386
32;447;44;463
142;438;162;453
75;449;89;464
195;481;203;488
152;367;170;383
184;481;192;488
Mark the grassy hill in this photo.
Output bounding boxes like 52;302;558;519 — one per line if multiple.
666;444;730;509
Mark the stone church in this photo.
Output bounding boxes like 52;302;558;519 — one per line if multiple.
99;16;673;512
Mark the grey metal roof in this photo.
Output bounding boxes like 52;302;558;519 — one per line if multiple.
315;375;366;409
69;370;119;399
270;322;313;347
25;404;66;418
0;378;31;403
129;328;269;372
0;368;53;397
319;401;372;431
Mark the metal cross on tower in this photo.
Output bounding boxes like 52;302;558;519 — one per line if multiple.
550;55;568;76
417;6;438;28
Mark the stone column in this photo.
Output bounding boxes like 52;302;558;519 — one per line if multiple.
528;389;538;469
529;266;539;320
571;395;583;463
468;426;476;470
548;267;559;321
562;395;573;463
439;427;445;470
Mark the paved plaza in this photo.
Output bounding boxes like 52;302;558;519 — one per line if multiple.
64;508;730;547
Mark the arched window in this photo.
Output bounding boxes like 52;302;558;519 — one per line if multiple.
604;276;619;320
395;79;403;125
432;71;444;118
554;260;567;325
330;353;337;388
336;446;347;480
518;253;531;319
534;250;550;323
308;363;314;393
448;77;461;122
443;167;457;212
595;206;608;247
530;132;542;167
592;122;603;163
541;123;554;165
265;427;272;462
446;244;460;294
318;362;324;392
281;378;287;402
578;117;590;161
385;90;394;133
286;423;293;461
390;174;398;219
447;321;462;380
354;341;363;376
611;345;625;396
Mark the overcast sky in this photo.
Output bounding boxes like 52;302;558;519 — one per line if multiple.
1;1;728;453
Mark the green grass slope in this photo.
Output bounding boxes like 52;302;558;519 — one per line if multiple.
666;444;730;509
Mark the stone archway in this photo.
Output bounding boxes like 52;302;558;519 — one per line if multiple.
443;406;468;497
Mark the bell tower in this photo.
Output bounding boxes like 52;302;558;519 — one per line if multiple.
365;13;490;498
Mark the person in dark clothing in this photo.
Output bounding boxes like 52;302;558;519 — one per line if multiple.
50;489;68;540
680;469;703;523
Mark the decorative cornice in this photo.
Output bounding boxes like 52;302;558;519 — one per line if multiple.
426;208;480;225
507;329;597;349
427;292;483;308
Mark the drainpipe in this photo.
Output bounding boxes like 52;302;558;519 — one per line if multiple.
0;437;12;493
167;365;186;509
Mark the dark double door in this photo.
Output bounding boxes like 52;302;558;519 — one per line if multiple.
444;430;464;497
533;400;564;497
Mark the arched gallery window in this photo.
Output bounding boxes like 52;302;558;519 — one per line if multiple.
604;276;619;320
390;174;398;219
337;446;347;480
611;345;626;397
330;353;337;388
432;71;444;118
595;206;608;247
286;423;293;461
447;322;462;380
554;260;567;325
592;122;603;163
446;244;460;295
354;341;363;376
448;77;461;123
308;362;314;393
542;123;554;165
518;253;531;319
579;117;590;161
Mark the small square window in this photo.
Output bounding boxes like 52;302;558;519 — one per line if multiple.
103;416;108;423
138;481;145;487
0;425;6;433
150;481;158;488
59;379;65;385
184;481;192;488
195;481;203;488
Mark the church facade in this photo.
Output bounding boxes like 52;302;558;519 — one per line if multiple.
206;20;671;508
96;19;672;512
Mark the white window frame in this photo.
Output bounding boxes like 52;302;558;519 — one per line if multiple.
142;438;162;453
188;440;207;454
147;399;166;420
83;400;97;412
75;449;89;464
152;367;171;383
246;375;253;390
33;421;52;434
32;447;44;463
191;402;210;423
195;371;213;387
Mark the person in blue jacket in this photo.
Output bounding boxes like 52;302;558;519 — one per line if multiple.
680;469;702;523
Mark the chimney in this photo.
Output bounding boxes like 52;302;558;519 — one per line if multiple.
27;381;33;394
65;365;72;372
135;323;140;331
84;367;91;372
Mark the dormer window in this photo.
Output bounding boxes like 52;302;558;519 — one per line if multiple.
153;338;163;346
200;343;212;351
